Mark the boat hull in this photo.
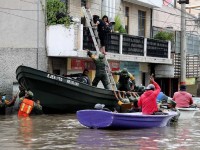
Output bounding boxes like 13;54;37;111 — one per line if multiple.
77;110;177;129
177;108;199;119
16;66;117;113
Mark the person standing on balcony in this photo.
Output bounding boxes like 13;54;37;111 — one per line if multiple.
111;68;136;91
95;15;111;55
172;85;193;108
87;50;110;89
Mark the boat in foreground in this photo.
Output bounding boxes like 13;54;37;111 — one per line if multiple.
16;65;117;113
177;107;199;119
77;110;177;129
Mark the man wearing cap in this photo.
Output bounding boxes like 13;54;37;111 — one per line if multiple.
18;90;43;117
172;85;193;108
111;68;135;91
87;50;110;89
63;69;91;85
137;77;161;115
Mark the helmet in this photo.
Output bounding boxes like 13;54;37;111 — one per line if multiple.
99;54;105;59
25;90;34;98
121;68;128;73
167;97;176;107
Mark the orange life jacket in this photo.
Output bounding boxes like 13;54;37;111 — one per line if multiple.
18;98;34;117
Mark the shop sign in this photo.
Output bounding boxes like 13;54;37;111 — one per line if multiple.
109;61;120;71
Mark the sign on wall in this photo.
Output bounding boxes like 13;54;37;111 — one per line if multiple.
155;65;174;78
109;61;120;71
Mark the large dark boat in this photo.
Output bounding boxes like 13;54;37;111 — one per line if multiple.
16;65;118;113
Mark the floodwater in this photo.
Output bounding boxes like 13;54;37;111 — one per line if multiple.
1;113;200;150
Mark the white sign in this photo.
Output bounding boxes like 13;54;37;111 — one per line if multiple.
155;65;174;78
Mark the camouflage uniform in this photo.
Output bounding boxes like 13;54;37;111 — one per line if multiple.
112;68;135;91
87;51;110;89
18;91;43;115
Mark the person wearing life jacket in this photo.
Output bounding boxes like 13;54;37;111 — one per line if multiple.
18;90;43;117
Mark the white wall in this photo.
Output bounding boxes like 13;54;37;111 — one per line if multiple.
0;0;45;48
46;25;78;57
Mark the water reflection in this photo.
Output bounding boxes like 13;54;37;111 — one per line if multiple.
0;115;200;149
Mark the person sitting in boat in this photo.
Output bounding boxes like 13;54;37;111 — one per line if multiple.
172;85;193;108
137;77;161;115
111;68;135;91
18;90;43;117
63;69;91;85
87;50;110;89
157;91;168;103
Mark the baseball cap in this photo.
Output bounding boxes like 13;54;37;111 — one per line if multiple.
145;84;155;90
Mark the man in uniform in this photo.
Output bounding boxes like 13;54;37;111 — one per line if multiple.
87;50;110;89
111;68;135;91
18;90;43;117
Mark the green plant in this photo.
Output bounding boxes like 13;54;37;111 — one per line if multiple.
114;15;126;34
47;0;71;27
154;31;174;42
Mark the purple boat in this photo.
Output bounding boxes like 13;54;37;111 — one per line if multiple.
77;110;177;129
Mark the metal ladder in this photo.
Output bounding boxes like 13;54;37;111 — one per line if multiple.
82;7;117;91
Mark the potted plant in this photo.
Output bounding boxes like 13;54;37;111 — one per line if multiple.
47;0;71;27
114;15;127;34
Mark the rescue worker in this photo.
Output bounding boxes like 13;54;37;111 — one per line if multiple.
160;97;180;122
0;93;17;115
18;90;43;117
87;50;110;89
111;68;135;91
63;69;91;85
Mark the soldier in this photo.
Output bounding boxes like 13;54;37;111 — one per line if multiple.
87;50;110;89
111;68;135;91
18;90;43;117
0;93;17;115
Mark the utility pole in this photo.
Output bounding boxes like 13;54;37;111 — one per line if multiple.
180;3;186;85
178;0;189;85
37;0;40;69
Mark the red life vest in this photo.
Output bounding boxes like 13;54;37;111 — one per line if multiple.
18;98;34;117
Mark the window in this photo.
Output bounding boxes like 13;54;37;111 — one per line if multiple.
125;7;129;33
138;10;146;37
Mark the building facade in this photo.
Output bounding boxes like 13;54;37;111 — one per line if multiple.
1;0;174;97
0;0;47;98
152;0;200;96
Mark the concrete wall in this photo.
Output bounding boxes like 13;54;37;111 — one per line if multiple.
0;0;47;98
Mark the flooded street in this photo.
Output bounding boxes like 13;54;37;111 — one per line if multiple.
1;113;200;150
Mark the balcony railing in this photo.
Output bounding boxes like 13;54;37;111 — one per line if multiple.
46;25;171;64
83;27;170;59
